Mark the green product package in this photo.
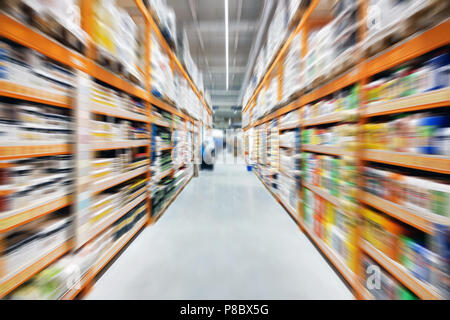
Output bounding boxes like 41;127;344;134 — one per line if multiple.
398;236;415;271
397;286;417;300
431;189;449;217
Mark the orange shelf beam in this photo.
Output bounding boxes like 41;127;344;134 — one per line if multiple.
363;88;450;117
360;240;442;300
62;217;146;300
302;111;348;127
360;192;448;235
362;21;450;78
0;14;150;102
0;241;72;298
302;145;356;157
0;195;72;233
92;166;148;194
90;140;149;151
243;0;319;113
0;144;72;160
363;150;450;174
0;81;72;108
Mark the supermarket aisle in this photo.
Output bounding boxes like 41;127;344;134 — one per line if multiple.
87;161;353;300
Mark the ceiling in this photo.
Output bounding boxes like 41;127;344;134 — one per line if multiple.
166;0;265;123
117;0;336;127
117;0;265;125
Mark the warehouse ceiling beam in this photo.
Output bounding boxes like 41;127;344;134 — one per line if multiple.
186;20;257;34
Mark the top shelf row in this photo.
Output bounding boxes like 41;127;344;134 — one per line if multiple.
0;1;211;117
243;0;449;115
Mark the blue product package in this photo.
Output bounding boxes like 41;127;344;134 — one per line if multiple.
427;53;450;90
417;115;450;154
411;242;432;283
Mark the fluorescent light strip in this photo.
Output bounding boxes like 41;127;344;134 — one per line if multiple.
225;0;229;90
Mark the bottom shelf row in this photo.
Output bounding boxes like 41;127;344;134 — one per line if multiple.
253;170;446;300
0;171;194;300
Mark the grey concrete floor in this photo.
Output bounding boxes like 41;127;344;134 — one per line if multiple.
87;159;354;300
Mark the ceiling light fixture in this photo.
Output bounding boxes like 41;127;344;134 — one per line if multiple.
225;0;229;90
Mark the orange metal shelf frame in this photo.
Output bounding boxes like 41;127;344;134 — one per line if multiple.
255;172;371;300
362;150;450;174
245;2;450;301
360;191;448;235
361;21;450;78
0;241;73;298
360;240;442;300
0;195;73;233
0;81;72;108
141;0;211;115
0;14;150;102
0;144;72;160
243;0;320;113
62;217;147;300
0;0;206;301
245;21;450;122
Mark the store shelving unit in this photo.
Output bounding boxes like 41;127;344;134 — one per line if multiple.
0;0;211;299
360;241;442;300
243;0;450;300
0;241;73;298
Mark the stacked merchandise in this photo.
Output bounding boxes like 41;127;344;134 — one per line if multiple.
268;123;279;174
1;212;72;297
91;150;148;183
303;186;358;273
90;0;144;85
361;255;418;300
363;165;449;221
242;111;250;129
0;155;74;215
0;40;75;99
281;33;303;103
304;1;359;89
0;0;86;53
247;128;258;166
173;115;183;130
89;81;147;116
364;51;449;105
145;0;177;49
363;111;450;156
153;125;172;150
363;0;449;57
302;123;358;150
151;149;172;181
279;110;300;130
150;35;175;103
362;205;448;298
303;154;358;205
244;0;305;106
185;131;193;165
172;128;187;168
151;175;174;216
90;116;149;143
278;117;301;212
151;108;172;127
301;85;360;121
7;198;148;300
78;176;148;243
266;0;289;71
0;102;73;146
